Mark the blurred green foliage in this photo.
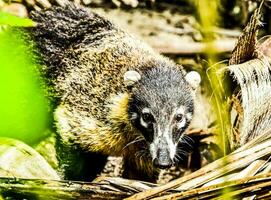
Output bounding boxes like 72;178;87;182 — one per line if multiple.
195;0;232;155
0;12;35;27
195;0;233;199
0;12;50;145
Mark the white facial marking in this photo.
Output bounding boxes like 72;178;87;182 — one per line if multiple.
140;117;148;128
176;106;185;116
142;107;150;114
186;112;192;120
157;126;162;137
163;127;169;139
150;138;162;162
177;118;186;129
131;112;138;120
164;131;176;160
150;142;156;161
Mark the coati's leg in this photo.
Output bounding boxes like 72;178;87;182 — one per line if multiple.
55;136;107;181
122;156;159;182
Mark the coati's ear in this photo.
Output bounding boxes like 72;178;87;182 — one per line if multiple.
124;70;141;86
185;71;201;90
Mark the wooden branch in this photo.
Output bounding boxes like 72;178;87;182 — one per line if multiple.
0;177;131;200
152;39;236;55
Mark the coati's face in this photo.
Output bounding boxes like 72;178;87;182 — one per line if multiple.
126;66;200;169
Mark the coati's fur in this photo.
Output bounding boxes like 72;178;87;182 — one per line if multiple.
26;4;199;181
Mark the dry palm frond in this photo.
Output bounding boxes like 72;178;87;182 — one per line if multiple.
227;58;271;145
229;2;263;65
258;35;271;63
226;1;269;147
151;172;271;200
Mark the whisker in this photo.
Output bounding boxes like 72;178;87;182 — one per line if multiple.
139;153;145;161
122;136;145;150
183;134;194;143
135;149;145;158
179;136;194;148
177;149;188;154
135;148;149;158
174;153;183;161
179;140;193;148
139;151;147;161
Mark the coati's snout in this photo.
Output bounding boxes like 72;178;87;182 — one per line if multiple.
153;145;172;169
151;134;174;169
126;66;201;169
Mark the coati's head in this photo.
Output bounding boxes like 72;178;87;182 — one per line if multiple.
125;65;200;169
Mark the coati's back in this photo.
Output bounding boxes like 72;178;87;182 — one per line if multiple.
28;5;133;180
29;4;161;115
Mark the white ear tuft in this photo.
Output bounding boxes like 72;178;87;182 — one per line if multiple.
185;71;201;90
124;70;141;86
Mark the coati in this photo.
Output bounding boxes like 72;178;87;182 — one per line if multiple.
26;4;201;182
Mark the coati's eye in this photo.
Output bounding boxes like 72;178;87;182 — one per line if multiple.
142;113;153;123
175;114;184;122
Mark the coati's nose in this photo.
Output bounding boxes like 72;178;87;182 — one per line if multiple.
153;148;173;169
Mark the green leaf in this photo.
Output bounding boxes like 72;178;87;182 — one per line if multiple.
0;11;35;27
0;28;50;144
